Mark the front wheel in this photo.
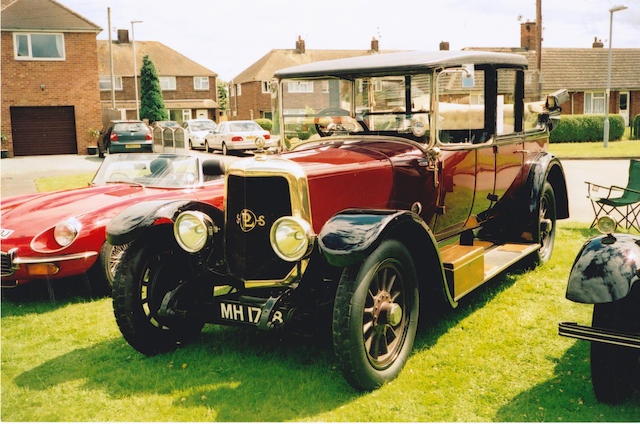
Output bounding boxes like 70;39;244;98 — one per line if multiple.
590;291;640;403
332;239;419;390
112;231;203;355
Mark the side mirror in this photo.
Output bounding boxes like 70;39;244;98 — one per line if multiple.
202;158;225;177
545;89;569;111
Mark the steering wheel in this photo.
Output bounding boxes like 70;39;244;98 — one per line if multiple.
313;107;355;137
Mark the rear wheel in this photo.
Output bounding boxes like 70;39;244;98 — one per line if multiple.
112;231;203;355
222;142;228;156
333;239;419;390
204;140;209;153
532;181;556;264
590;290;640;403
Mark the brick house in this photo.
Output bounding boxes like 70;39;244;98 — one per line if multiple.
1;0;103;156
229;36;398;121
464;22;640;126
98;30;219;123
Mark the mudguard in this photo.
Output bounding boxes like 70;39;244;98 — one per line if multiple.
106;199;224;246
525;152;569;220
566;233;640;304
318;209;456;308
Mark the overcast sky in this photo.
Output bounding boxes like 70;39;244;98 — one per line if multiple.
58;0;639;82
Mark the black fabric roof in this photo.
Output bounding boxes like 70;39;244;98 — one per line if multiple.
275;50;528;79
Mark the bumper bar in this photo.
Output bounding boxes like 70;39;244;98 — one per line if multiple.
559;322;640;349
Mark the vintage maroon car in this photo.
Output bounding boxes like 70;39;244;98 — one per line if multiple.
0;153;224;293
106;51;569;390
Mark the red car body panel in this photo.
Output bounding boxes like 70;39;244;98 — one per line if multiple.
1;181;224;285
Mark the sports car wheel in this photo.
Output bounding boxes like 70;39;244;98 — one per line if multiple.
590;289;640;404
112;231;203;355
534;181;556;263
333;239;419;390
88;242;128;295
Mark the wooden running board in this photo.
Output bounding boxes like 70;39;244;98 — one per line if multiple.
440;241;540;302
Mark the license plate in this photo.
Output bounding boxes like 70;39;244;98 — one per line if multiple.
246;136;256;140
126;144;141;148
0;229;14;239
219;302;262;323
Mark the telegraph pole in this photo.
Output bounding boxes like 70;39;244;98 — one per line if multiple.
536;0;542;100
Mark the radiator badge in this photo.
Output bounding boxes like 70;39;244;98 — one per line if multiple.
236;209;266;232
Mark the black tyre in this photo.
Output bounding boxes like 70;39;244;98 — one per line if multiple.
590;291;640;404
222;142;228;155
204;140;210;153
87;242;128;296
189;140;193;150
333;239;419;390
533;181;556;263
112;231;203;355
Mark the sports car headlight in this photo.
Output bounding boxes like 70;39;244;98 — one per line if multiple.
174;211;213;253
53;218;81;247
596;215;616;235
270;216;314;262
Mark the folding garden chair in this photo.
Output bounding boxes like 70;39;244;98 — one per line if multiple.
586;159;640;232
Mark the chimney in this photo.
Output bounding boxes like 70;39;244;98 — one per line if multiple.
592;36;604;48
295;35;306;54
370;37;379;52
439;41;450;51
117;29;129;44
520;21;536;50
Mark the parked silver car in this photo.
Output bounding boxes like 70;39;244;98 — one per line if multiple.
183;119;217;151
205;120;274;154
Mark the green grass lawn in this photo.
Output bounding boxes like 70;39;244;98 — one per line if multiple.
549;139;640;158
34;173;94;192
1;223;638;421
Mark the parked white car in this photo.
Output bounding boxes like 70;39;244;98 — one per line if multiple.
183;119;217;150
204;120;274;155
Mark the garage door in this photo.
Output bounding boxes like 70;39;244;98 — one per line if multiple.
10;106;77;156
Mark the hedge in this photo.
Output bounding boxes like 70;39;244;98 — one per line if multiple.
549;114;625;143
254;118;273;131
631;114;640;140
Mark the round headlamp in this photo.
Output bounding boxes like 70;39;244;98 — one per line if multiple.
53;218;81;247
596;215;616;235
173;211;213;253
270;216;314;262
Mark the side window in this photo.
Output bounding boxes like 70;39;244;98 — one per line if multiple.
437;69;486;144
497;69;518;135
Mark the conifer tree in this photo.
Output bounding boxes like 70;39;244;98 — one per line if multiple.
139;55;168;121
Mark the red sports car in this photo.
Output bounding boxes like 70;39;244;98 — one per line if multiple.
0;153;225;293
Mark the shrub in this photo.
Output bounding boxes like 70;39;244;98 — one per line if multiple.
254;118;273;131
549;114;625;143
631;114;640;140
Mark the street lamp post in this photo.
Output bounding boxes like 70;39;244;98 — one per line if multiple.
603;5;627;148
131;20;143;120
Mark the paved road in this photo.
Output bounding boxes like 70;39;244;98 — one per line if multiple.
0;154;632;223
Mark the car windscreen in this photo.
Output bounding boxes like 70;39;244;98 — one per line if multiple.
189;121;216;131
228;122;261;132
92;154;200;188
114;122;148;132
280;75;431;149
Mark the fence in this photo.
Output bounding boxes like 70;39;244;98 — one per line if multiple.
152;127;187;153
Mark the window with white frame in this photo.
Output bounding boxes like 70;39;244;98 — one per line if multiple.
584;91;605;114
14;33;65;60
159;76;177;91
236;83;242;96
194;76;209;90
262;81;271;94
99;75;123;91
287;81;314;93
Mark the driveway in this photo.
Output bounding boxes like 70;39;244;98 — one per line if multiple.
560;159;631;223
0;154;632;224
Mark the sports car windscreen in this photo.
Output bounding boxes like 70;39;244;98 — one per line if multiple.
92;154;200;188
279;74;431;149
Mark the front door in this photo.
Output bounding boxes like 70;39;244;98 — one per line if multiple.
619;92;630;126
196;109;208;119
